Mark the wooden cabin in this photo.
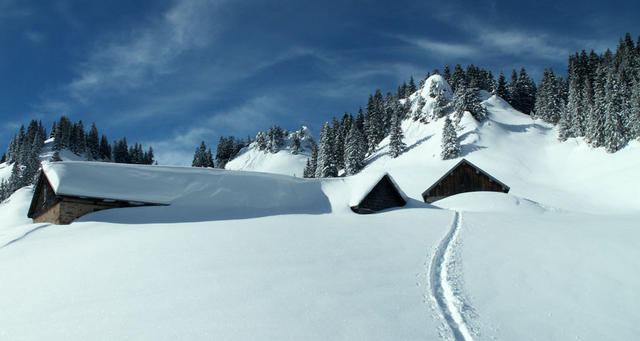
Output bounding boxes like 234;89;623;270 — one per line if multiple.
422;159;509;203
28;170;164;225
351;174;406;214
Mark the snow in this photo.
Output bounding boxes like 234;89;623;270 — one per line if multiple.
407;74;453;118
225;148;309;177
1;75;639;340
0;187;33;229
225;126;314;177
433;192;547;214
461;211;640;340
0;210;453;340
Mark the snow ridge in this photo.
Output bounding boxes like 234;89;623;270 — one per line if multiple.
430;211;475;341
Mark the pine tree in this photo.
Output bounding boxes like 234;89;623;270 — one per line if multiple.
507;69;519;109
413;95;426;121
364;91;385;153
331;117;345;169
629;79;640;140
517;68;537;114
450;64;465;92
99;135;111;161
389;114;406;158
603;72;627;152
495;72;508;100
441;117;460;160
8;162;23;192
21;136;42;185
408;76;417;94
86;123;100;160
289;134;301;154
443;65;451;84
205;148;214;168
255;132;267;151
0;179;9;201
344;122;366;175
586;66;608;147
315;123;337;178
50;121;56;139
192;141;208;167
454;85;487;121
534;68;564;123
303;145;318;178
1;153;5;163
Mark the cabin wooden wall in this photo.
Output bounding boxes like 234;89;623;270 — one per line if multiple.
352;176;406;214
423;163;508;203
34;198;133;225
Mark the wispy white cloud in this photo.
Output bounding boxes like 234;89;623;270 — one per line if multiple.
67;0;224;100
394;35;479;58
476;29;571;61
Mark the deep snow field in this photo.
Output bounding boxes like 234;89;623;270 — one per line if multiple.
1;75;639;340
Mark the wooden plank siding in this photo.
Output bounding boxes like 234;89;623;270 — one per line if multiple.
351;175;406;214
422;160;509;203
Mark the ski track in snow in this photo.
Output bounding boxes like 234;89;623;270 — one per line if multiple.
429;211;475;341
1;224;50;249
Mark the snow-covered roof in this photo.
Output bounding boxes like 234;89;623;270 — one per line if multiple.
42;161;329;211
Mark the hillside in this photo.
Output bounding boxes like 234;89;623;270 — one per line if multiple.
225;126;315;177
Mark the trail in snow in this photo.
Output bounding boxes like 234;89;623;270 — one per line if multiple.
429;211;474;341
1;224;50;249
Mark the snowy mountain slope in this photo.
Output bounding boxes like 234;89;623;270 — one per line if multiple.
225;126;314;177
360;76;640;213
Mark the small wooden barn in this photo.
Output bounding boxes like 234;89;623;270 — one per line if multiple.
28;170;163;225
422;159;509;203
351;174;407;214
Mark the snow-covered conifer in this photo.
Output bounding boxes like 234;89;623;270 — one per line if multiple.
192;141;208;167
408;76;417;94
603;73;627;152
255;132;267;151
454;85;487;121
441;117;460;160
495;72;508;100
315;123;337;178
413;95;426;121
289;134;301;154
303;145;318;178
344;122;366;175
389;114;406;158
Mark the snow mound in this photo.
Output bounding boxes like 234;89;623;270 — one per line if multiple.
225;126;314;177
432;191;547;213
0;187;34;228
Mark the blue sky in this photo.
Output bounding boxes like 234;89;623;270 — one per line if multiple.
1;0;638;165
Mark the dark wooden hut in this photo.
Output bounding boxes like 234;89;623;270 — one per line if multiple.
422;159;509;203
351;174;406;214
28;171;163;225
